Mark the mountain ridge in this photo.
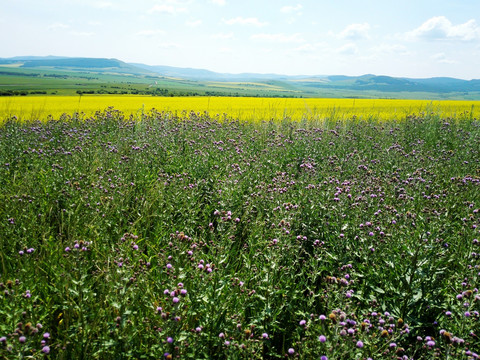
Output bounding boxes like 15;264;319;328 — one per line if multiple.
1;56;480;98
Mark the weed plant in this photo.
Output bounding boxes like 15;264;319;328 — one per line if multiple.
0;109;479;359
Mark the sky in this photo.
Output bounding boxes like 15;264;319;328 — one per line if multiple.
1;0;480;79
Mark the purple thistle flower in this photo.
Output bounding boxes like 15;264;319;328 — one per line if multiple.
42;345;50;354
356;340;364;348
19;336;26;343
299;319;306;326
166;337;173;344
288;348;295;355
318;335;327;343
172;297;180;303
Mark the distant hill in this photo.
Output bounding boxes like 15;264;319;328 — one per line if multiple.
0;56;156;76
130;62;480;94
1;56;479;99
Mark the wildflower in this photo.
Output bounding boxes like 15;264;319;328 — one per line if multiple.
426;340;435;347
262;333;269;339
288;348;295;355
19;336;26;343
42;345;50;354
356;340;364;348
219;332;225;338
318;335;327;343
43;332;50;339
166;337;173;344
319;314;326;321
321;356;328;360
299;320;306;326
172;297;180;303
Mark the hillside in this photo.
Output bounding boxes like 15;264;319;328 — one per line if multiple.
0;56;480;99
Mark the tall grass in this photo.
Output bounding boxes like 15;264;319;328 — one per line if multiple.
0;109;479;359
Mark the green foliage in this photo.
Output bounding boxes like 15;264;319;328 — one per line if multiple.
0;110;479;359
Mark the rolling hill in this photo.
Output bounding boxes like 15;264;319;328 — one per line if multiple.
0;56;479;99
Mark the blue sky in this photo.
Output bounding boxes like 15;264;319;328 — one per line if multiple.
1;0;480;79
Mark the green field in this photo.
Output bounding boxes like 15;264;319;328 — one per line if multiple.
0;66;302;97
0;109;479;359
2;62;480;100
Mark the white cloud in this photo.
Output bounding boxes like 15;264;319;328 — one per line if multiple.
92;1;114;9
251;33;305;43
293;42;328;53
407;16;480;41
372;43;410;56
222;17;267;27
135;29;166;37
148;1;191;15
186;19;202;27
432;52;457;64
48;22;69;30
158;42;183;49
294;43;317;53
209;0;226;5
281;4;302;14
70;31;94;37
211;32;234;39
336;43;358;55
339;23;370;40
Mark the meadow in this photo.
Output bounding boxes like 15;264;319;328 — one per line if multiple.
0;102;479;359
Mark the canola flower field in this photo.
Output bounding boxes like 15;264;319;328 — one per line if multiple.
0;95;479;122
0;99;479;359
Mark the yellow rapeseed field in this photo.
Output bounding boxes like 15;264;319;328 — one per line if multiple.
0;95;478;122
